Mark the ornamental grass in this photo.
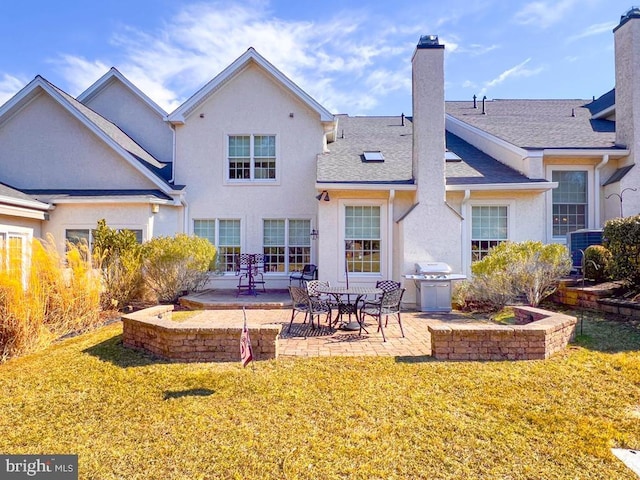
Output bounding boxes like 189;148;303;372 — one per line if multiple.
0;311;639;479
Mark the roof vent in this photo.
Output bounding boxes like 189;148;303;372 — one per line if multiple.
417;35;443;49
363;151;384;162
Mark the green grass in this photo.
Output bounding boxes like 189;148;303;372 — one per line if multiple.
1;311;640;479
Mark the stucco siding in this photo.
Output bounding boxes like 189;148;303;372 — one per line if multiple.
82;80;173;162
0;92;159;190
174;63;324;255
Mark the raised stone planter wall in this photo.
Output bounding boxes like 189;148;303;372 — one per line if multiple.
551;279;640;318
428;306;576;361
121;305;281;363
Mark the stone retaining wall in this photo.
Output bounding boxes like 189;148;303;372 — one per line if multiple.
551;279;640;318
121;305;281;363
428;306;576;361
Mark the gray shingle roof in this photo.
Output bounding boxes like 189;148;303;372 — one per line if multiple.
0;182;42;203
587;89;615;116
42;78;174;184
445;132;547;185
23;189;174;201
446;99;618;150
319;114;545;187
319;115;414;184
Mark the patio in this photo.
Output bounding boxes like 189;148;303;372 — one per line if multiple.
176;289;486;358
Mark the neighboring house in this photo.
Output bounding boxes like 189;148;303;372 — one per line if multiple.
0;8;639;305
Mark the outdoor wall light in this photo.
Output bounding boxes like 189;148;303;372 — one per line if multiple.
310;229;319;240
316;190;330;201
151;204;160;214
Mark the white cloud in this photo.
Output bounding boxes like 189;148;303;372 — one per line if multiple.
0;73;28;105
566;21;617;43
479;58;544;96
50;2;418;114
513;0;580;28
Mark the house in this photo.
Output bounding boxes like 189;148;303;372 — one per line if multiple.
0;8;639;305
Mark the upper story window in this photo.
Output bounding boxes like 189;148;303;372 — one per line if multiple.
228;134;276;181
552;170;587;237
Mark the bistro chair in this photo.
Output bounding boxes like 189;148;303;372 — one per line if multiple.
289;264;318;286
287;286;332;332
359;288;405;342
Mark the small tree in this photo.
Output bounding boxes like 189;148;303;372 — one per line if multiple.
583;245;612;283
92;219;143;310
141;234;216;303
470;241;572;308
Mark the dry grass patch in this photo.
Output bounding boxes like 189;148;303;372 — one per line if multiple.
0;312;639;479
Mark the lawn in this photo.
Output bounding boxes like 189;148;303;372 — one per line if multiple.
1;311;640;479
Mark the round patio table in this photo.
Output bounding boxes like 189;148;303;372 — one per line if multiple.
315;286;382;331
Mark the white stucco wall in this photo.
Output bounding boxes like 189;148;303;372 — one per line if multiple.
43;203;173;253
173;63;325;287
0;92;159;190
81;79;173;163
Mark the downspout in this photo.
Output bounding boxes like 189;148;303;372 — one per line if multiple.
594;154;609;228
388;189;395;280
461;190;471;275
169;123;177;184
181;195;189;233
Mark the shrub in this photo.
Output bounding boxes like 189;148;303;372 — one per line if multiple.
0;234;102;361
141;234;216;303
582;245;612;283
603;215;640;285
92;219;143;310
469;241;572;309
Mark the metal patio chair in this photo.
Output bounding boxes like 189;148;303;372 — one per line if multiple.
359;287;405;342
289;264;317;286
287;286;332;332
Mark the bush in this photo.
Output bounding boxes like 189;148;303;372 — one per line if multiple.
0;234;102;361
469;241;572;309
582;245;612;283
141;234;216;303
603;215;640;285
92;219;143;310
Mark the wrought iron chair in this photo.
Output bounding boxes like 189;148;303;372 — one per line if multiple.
289;264;318;286
287;286;332;332
359;288;405;342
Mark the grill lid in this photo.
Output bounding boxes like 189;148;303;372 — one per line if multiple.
415;262;452;275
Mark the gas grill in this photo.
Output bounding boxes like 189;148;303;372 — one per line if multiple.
403;262;466;312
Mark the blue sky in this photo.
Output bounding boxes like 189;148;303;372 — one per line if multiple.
0;0;633;116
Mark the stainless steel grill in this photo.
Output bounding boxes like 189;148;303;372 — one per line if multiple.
404;262;466;312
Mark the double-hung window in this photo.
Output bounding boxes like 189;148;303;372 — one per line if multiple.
65;228;143;250
552;170;588;237
263;219;311;273
345;206;381;273
193;219;241;272
228;135;276;181
471;205;508;261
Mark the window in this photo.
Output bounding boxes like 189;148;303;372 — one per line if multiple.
345;206;380;273
228;135;276;181
471;206;508;262
263;219;311;273
0;231;29;287
552;171;587;236
65;228;143;250
193;219;241;272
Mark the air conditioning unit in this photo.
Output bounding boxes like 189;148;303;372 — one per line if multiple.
567;229;603;272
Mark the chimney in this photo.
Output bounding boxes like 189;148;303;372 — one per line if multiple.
614;7;640;149
411;34;445;205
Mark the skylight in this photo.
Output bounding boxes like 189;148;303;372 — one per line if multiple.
363;151;384;162
445;151;462;162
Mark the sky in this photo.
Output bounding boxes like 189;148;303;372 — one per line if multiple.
0;0;634;116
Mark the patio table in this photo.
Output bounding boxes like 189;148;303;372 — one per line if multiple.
315;286;382;331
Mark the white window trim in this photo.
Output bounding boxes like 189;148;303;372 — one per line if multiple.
339;199;386;281
0;226;33;288
545;165;594;244
262;218;313;274
193;218;242;276
64;225;146;249
224;133;280;185
463;199;515;275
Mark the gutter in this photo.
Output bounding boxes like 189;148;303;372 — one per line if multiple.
594;154;609;228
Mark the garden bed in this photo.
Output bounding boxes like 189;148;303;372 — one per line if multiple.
121;305;281;362
428;305;577;361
